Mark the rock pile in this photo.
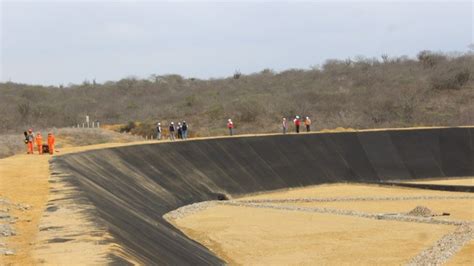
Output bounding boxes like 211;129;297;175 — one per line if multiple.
407;206;433;217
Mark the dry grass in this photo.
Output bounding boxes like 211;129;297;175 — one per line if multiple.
55;128;142;148
0;134;27;159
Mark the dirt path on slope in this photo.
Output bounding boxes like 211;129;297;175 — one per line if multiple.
0;141;152;265
0;154;50;265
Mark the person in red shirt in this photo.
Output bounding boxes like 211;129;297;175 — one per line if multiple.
227;119;234;136
293;116;301;133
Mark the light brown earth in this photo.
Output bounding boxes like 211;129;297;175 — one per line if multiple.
448;240;474;265
170;204;455;265
242;183;469;200
0;154;50;265
170;184;474;265
277;199;474;221
404;178;474;186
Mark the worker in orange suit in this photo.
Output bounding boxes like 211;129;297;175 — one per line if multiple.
35;132;43;154
47;132;55;155
26;129;35;154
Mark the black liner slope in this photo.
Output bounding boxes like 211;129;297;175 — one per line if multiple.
51;127;474;265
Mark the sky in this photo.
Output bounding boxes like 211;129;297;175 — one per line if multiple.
0;0;473;86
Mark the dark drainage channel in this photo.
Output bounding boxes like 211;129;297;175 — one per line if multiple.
379;182;474;193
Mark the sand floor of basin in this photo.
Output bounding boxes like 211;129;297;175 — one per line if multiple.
169;183;474;265
241;183;472;200
403;178;474;186
263;199;474;221
448;239;474;265
170;204;455;265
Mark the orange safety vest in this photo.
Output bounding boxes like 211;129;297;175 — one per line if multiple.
35;135;43;145
48;135;55;145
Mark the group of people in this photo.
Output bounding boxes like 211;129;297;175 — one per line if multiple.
227;116;310;136
155;116;311;140
24;128;55;155
282;116;312;134
156;121;189;141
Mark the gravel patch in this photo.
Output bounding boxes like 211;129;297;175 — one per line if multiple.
406;223;474;266
0;197;19;256
163;201;218;221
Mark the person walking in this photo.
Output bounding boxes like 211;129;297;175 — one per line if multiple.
47;132;55;155
305;116;312;132
177;122;183;139
227;119;234;136
169;122;175;141
156;122;162;140
282;118;288;134
35;132;43;154
26;129;35;154
293;116;301;133
182;121;188;140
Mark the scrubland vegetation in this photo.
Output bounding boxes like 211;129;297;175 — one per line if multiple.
1;51;473;138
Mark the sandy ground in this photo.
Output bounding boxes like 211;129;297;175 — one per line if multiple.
170;204;454;265
0;154;50;265
404;178;474;186
277;199;474;221
448;240;474;265
241;183;471;200
169;184;474;265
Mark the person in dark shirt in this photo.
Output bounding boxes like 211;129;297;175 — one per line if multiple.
177;122;183;139
169;122;175;141
182;121;188;140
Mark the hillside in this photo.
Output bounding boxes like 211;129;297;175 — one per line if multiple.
1;51;473;136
